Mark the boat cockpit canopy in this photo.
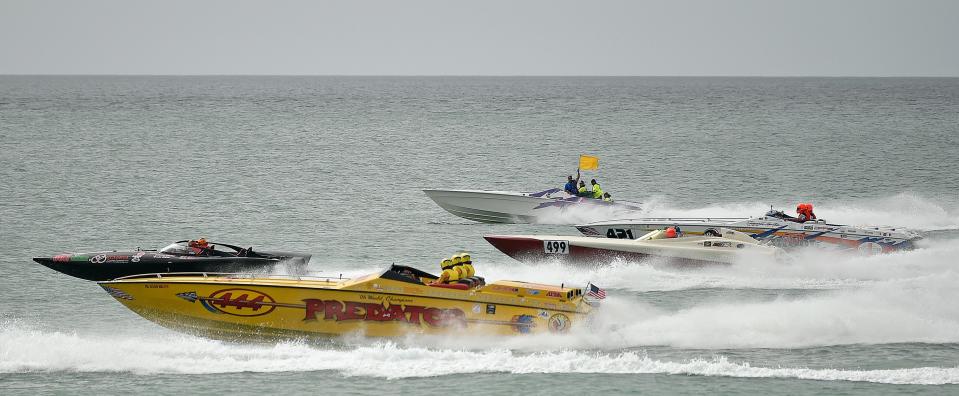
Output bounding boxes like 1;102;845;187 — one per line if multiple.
160;241;247;257
381;264;439;285
160;241;197;255
764;209;797;220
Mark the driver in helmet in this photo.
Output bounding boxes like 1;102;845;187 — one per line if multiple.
188;238;211;255
796;203;817;223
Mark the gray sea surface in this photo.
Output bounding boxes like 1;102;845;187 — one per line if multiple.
1;76;958;394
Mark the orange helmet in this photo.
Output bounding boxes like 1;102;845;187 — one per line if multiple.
197;238;208;247
664;227;677;238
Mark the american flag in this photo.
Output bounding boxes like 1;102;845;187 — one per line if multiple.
586;283;606;299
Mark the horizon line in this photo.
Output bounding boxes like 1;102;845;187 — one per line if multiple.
2;74;958;78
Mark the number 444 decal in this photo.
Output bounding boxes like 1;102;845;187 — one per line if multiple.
606;228;635;239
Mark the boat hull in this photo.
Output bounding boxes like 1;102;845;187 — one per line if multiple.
484;234;775;265
33;251;309;281
99;277;590;339
577;218;920;253
424;189;641;225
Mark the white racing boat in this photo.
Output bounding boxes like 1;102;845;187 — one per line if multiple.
484;228;780;265
424;188;643;224
576;209;921;254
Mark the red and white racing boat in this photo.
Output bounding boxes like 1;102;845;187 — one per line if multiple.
576;208;921;254
485;229;780;265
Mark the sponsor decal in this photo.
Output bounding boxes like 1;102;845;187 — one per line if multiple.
402;287;424;295
548;313;571;333
302;299;466;327
472;304;482;314
858;242;883;255
70;255;90;262
176;291;198;302
511;315;535;334
578;227;602;237
546;291;563;298
52;254;71;263
527;289;540;296
200;289;277;317
488;285;520;293
101;285;134;300
131;251;146;263
89;254;107;264
538;310;549;319
486;304;496;314
358;294;415;303
106;255;129;261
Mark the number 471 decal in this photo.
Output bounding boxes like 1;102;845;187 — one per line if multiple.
543;240;569;254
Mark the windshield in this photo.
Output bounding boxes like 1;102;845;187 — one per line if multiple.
765;210;793;219
160;242;195;255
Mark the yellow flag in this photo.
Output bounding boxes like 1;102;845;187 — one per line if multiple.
579;155;599;170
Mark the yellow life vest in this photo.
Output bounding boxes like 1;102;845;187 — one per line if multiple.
591;183;604;199
464;263;475;277
578;185;589;196
442;268;459;283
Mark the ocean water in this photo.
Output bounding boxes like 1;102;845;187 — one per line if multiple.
1;76;958;395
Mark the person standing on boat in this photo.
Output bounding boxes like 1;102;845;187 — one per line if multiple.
590;179;604;199
564;169;581;195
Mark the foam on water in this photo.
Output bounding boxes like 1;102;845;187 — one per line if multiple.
1;324;956;384
531;201;648;225
591;275;959;349
635;192;959;231
470;236;959;292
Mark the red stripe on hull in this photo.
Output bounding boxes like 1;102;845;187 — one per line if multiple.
483;236;717;266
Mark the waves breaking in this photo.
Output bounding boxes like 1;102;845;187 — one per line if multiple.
1;325;956;385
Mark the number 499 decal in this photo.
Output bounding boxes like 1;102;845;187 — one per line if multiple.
606;228;635;239
543;240;569;254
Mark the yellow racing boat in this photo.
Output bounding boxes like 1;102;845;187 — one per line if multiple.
98;265;597;339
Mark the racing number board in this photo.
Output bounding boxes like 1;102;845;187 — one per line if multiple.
543;240;569;254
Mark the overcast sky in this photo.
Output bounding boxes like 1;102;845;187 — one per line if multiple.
1;0;957;76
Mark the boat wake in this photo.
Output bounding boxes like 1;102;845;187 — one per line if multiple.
635;192;959;232
0;323;956;385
